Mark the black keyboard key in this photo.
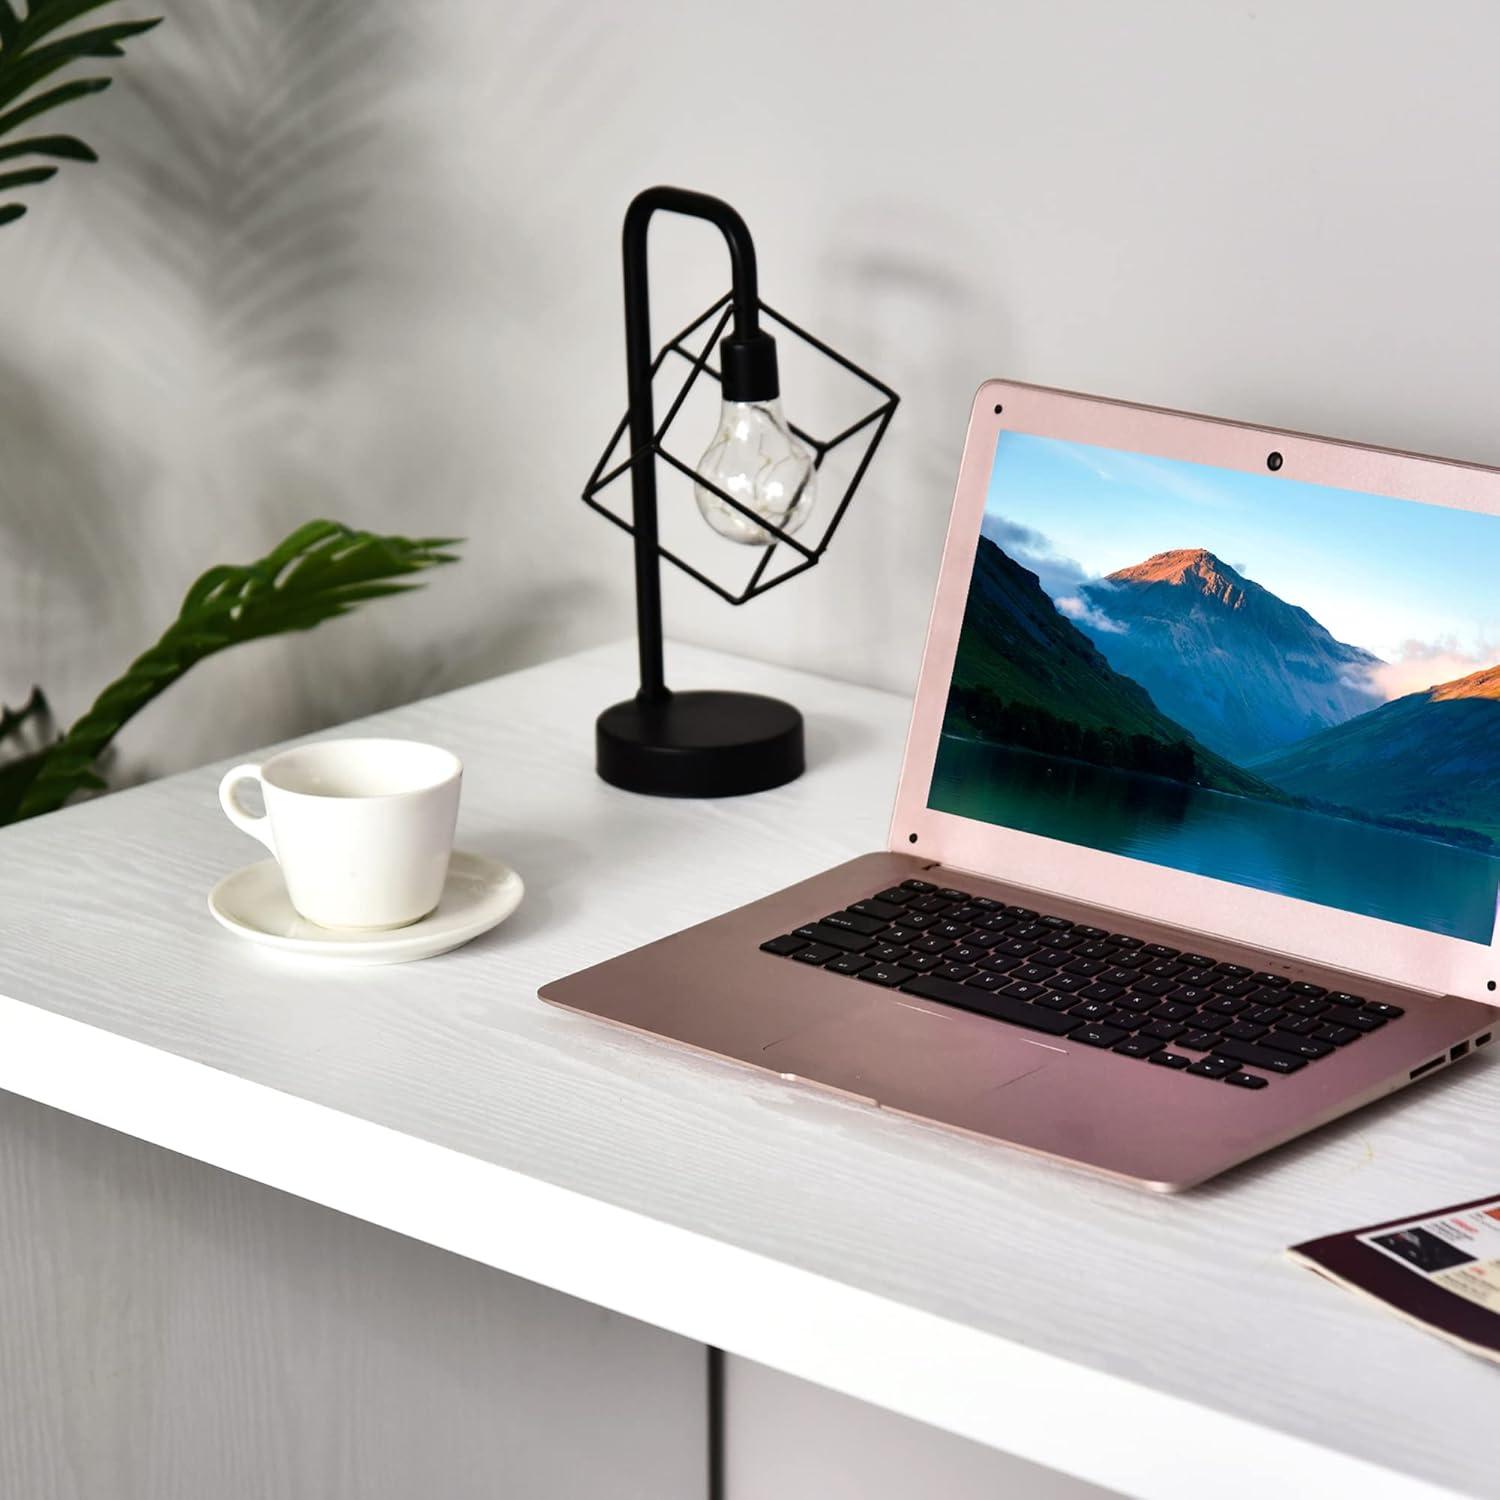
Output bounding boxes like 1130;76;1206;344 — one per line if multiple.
1213;977;1257;997
1345;1012;1387;1033
761;935;808;956
1326;990;1365;1007
946;905;984;925
1074;925;1109;940
1363;1001;1403;1019
948;945;986;964
1014;963;1054;984
874;887;913;905
1065;958;1108;977
1029;949;1069;969
999;939;1041;959
1072;1023;1128;1048
1004;906;1039;920
1149;1050;1191;1070
1010;922;1050;942
1264;1032;1335;1060
1006;981;1049;1002
850;898;905;922
936;888;971;902
1044;972;1089;993
977;914;1016;934
1288;981;1328;997
1180;953;1216;969
1141;1019;1186;1041
1144;959;1186;979
1115;994;1161;1015
1171;984;1214;1007
1226;1071;1269;1090
912;895;950;913
1221;1021;1269;1043
1100;966;1142;987
914;935;954;954
1204;995;1247;1016
868;942;911;964
980;954;1023;974
1187;1056;1236;1078
1106;1010;1145;1031
933;920;972;940
1109;949;1150;969
1073;942;1116;961
822;910;887;936
970;896;1002;911
905;952;942;972
1212;1039;1307;1074
1034;991;1076;1010
1114;1035;1163;1058
1040;914;1073;930
1152;1000;1194;1022
895;910;938;930
1143;943;1180;958
1251;972;1289;988
901;975;1080;1034
1176;1029;1220;1052
901;879;937;892
1044;930;1085;950
859;963;915;987
936;962;978;982
1069;999;1115;1021
1214;963;1252;979
964;971;1010;991
1108;934;1143;949
1284;996;1329;1018
1132;976;1177;997
826;953;871;975
792;943;841;966
1277;1015;1319;1035
1314;1023;1360;1046
1078;981;1123;1003
1242;1004;1284;1026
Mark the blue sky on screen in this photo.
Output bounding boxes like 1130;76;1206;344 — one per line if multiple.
984;433;1500;699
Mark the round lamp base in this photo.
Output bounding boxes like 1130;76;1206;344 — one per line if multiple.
596;690;804;798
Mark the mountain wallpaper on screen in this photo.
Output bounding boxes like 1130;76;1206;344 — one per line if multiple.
1076;549;1382;761
945;539;1274;796
1251;665;1500;844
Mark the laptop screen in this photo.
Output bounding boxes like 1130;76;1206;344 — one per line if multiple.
928;431;1500;944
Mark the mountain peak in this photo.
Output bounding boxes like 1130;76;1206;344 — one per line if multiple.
1428;663;1500;703
1107;548;1243;589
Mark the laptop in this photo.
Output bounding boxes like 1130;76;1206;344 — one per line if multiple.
541;381;1500;1190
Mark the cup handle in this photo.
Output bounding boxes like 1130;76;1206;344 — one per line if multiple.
218;763;275;854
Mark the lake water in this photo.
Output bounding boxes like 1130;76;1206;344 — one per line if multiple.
929;734;1500;945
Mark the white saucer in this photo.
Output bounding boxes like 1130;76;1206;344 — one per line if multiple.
208;851;524;965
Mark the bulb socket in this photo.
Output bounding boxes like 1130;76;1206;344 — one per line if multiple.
719;330;780;402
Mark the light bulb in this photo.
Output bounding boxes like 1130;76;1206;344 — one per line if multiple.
694;397;816;546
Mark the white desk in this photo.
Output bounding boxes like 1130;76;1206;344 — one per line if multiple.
0;641;1493;1500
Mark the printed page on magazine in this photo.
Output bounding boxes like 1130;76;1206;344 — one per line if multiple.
1290;1195;1500;1365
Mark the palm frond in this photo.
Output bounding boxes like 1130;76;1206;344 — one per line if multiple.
9;522;461;823
0;0;158;225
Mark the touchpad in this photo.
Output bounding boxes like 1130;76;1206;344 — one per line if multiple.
762;999;1057;1108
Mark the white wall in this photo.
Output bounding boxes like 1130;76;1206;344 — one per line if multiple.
5;0;1500;786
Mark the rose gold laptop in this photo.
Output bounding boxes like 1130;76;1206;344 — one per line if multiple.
542;382;1500;1190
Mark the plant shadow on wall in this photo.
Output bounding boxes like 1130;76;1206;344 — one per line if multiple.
0;2;463;825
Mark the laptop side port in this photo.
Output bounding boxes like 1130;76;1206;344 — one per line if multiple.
1478;1032;1493;1047
1409;1056;1445;1080
1450;1041;1470;1061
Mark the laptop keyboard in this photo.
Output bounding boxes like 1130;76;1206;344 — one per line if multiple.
759;878;1406;1089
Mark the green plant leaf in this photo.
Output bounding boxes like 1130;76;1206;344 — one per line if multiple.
9;522;462;823
0;131;94;161
0;1;159;226
0;686;56;825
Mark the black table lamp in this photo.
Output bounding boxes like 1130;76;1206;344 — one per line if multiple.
583;185;898;798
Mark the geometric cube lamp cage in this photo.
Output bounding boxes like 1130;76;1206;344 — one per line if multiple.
582;185;899;799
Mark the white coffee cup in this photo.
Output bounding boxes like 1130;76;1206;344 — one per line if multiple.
218;738;462;930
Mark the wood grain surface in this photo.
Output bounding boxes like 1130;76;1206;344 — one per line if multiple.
0;640;1495;1499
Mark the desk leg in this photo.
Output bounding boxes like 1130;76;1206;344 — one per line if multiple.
708;1344;726;1500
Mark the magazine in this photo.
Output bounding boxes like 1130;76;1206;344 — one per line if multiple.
1289;1195;1500;1364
